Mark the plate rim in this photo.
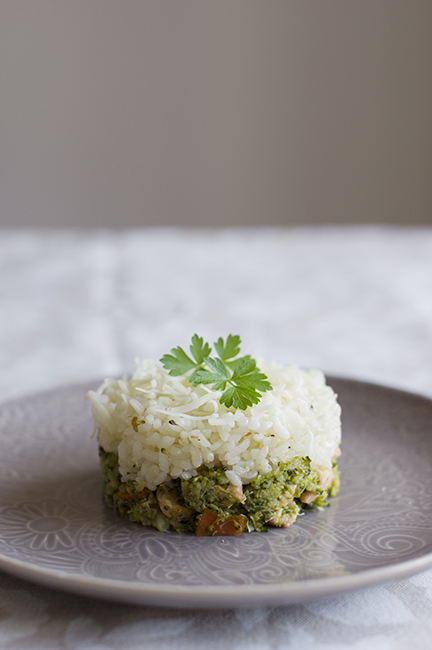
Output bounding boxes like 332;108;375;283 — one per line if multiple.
1;546;432;608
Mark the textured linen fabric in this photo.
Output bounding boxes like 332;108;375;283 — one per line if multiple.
0;226;432;649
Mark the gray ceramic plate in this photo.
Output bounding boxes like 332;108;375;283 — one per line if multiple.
0;377;432;608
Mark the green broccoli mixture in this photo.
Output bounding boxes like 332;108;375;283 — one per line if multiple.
99;447;340;535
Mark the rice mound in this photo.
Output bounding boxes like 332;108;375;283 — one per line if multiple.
87;359;341;492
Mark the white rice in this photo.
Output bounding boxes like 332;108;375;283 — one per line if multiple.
87;359;342;491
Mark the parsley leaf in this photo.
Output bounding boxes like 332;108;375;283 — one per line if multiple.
190;334;211;365
214;334;241;361
160;334;273;410
231;357;273;392
225;354;252;371
160;346;196;376
220;385;262;410
190;356;230;391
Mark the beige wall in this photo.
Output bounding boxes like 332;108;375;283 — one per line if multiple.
1;1;431;228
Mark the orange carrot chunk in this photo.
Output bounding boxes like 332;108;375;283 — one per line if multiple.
117;491;135;501
195;509;248;536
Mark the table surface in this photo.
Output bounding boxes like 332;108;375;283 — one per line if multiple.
1;226;432;649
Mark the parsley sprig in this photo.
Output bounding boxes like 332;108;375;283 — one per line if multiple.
160;334;272;410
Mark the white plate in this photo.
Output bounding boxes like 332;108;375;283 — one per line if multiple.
0;378;432;608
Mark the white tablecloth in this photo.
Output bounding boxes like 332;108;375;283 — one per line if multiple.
1;226;432;649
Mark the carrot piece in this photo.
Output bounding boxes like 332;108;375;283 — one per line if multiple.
117;491;135;501
195;509;217;535
195;509;248;536
117;489;150;501
214;516;247;536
